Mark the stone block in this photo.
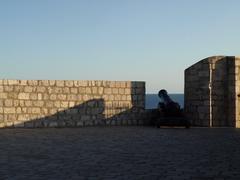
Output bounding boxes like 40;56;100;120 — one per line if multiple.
8;80;18;85
16;107;22;114
86;87;92;94
14;121;24;128
31;107;41;114
92;87;98;94
41;108;48;114
56;80;64;87
18;93;29;100
67;94;77;101
112;88;118;94
60;101;69;108
77;95;82;101
30;93;38;100
70;88;78;94
24;122;34;128
77;121;84;127
0;86;3;93
124;89;131;94
39;80;49;86
4;86;14;92
49;108;58;114
119;88;125;95
109;81;116;88
115;82;121;88
12;100;19;106
4;99;13;107
98;87;104;95
49;80;56;86
46;101;54;108
120;82;126;88
24;86;34;93
96;81;102;87
81;115;90;121
5;121;14;127
121;95;127;101
7;92;18;99
3;80;8;85
43;94;49;100
28;80;38;86
79;87;86;94
65;80;74;87
4;107;15;114
83;95;90;101
63;87;70;93
54;87;62;94
78;81;88;87
69;101;75;108
104;88;112;94
19;80;27;86
89;81;95;86
73;81;80;87
57;94;66;100
54;101;61;108
37;87;46;93
37;93;42;100
50;94;57;100
33;101;44;107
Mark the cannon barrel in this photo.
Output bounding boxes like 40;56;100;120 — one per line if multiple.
158;89;181;116
158;89;174;105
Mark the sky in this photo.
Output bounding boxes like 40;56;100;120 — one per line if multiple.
0;0;240;93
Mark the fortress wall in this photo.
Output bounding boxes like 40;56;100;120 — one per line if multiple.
185;56;238;127
0;80;145;128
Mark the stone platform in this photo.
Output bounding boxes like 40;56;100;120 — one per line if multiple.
1;127;240;179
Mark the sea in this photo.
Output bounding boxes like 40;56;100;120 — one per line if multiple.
145;94;184;109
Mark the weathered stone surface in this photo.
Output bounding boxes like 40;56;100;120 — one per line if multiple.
185;56;239;127
0;80;145;128
4;107;15;114
56;81;64;87
0;93;8;99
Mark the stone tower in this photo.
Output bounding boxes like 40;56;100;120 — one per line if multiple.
185;56;240;127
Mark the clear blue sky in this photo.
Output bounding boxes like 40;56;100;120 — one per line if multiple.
0;0;240;93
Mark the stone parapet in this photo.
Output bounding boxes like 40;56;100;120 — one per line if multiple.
0;80;145;128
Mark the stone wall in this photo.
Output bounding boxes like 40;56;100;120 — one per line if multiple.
185;56;240;127
0;80;146;128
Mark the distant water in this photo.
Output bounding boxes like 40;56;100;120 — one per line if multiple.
146;94;184;109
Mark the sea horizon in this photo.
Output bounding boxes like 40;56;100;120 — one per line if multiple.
146;94;184;109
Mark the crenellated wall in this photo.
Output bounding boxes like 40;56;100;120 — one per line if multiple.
0;80;146;128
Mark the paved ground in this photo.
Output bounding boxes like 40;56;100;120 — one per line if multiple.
1;127;240;180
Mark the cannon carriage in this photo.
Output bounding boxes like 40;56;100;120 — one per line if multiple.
152;89;190;128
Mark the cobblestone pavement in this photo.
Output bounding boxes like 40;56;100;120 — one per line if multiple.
1;127;240;180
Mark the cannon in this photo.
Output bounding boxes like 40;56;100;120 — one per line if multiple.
158;89;181;117
153;89;190;128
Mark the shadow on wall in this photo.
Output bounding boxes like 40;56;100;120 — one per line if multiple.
185;56;236;127
10;82;146;128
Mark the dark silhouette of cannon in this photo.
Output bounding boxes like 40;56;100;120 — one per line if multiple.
152;89;190;128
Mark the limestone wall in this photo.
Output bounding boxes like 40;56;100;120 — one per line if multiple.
0;80;145;128
184;57;211;126
185;56;239;127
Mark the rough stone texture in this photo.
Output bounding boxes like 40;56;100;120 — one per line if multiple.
185;56;240;127
0;80;146;128
1;127;240;179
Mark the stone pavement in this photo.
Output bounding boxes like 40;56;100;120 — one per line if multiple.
1;127;240;180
